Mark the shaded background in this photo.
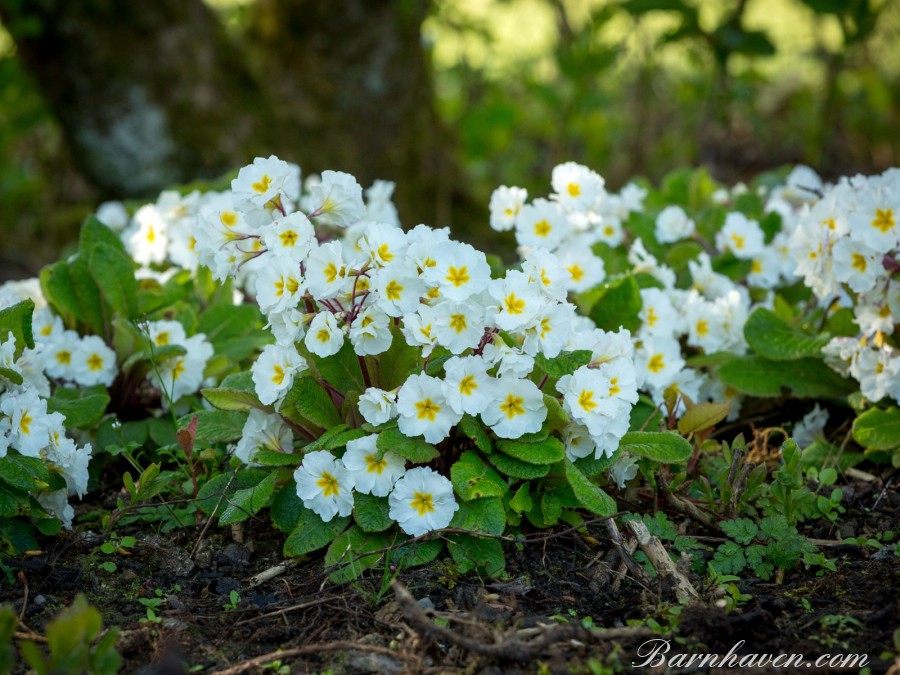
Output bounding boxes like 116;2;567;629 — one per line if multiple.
1;0;899;280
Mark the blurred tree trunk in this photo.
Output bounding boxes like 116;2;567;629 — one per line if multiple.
0;0;463;228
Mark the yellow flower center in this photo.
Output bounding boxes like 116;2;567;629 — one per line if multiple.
221;211;238;227
56;350;71;365
567;182;581;197
646;307;658;328
567;264;584;282
534;220;552;237
410;491;435;516
155;332;170;346
458;375;478;396
317;329;331;343
279;230;298;247
647;353;665;373
445;266;470;287
172;358;185;381
20;410;32;435
730;233;745;250
449;314;467;333
385;279;404;301
696;319;709;336
578;389;597;412
40;324;53;337
377;243;394;263
324;262;341;284
272;365;285;385
500;393;525;419
872;208;895;234
365;454;387;475
609;377;621;397
316;471;340;497
751;259;763;274
252;174;273;194
415;398;440;421
851;253;867;273
146;226;156;244
503;292;526;315
539;317;552;338
87;354;104;371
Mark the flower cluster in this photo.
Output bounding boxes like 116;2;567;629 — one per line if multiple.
193;156;643;535
789;168;900;403
0;314;93;528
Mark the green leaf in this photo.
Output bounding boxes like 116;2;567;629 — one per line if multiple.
181;409;248;444
488;452;551;479
564;459;616;516
0;454;50;491
543;395;569;433
718;357;855;399
376;428;439;463
744;308;830;361
508;484;533;514
0;299;34;359
373;325;420;390
450;496;506;535
218;471;278;525
451;451;508;501
251;450;300;466
0;367;22;385
283;509;350;557
391;539;444;568
0;484;28;518
270;484;304;533
496;437;565;465
198;302;270;360
677;402;730;435
711;540;747;575
721;518;759;545
46;385;110;429
279;376;341;429
67;257;106;335
353;492;394;532
534;350;592;379
325;526;395;584
852;407;900;450
588;274;642;333
305;425;368;452
619;431;692;463
0;518;39;553
89;243;138;319
447;535;505;576
458;415;493;454
201;386;267;412
307;341;364;395
79;214;127;254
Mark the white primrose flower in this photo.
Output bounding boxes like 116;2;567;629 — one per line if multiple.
305;241;348;300
442;355;496;416
294;451;355;522
432;300;486;355
480;376;546;439
609;453;639;488
150;334;214;404
343;435;406;497
231;155;300;210
357;221;407;268
551;161;604;211
255;256;306;315
267;307;306;346
38;490;75;529
688;252;736;299
848;188;899;252
396;373;460;443
489;186;528;232
304;170;366;228
638;288;679;338
126;204;168;266
635;335;685;393
95;200;129;231
1;389;49;457
43;330;80;380
71;335;117;387
489;271;542;331
593;216;624;247
358;387;398;426
627;239;676;290
349;306;393;356
396;306;436;358
856;346;898;403
365;180;401;228
792;404;829;449
831;237;881;294
304;310;344;358
554;244;605;293
261;212;316;261
480;341;535;379
747;248;783;289
252;343;307;405
388;466;458;537
147;319;187;349
563;423;597;461
425;241;491;302
655;205;695;244
515;198;569;250
373;266;426;318
234;409;294;465
32;308;64;344
0;416;10;459
521;248;571;302
557;367;619;430
715;212;765;259
521;303;575;358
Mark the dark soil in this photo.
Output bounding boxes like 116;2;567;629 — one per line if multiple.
3;473;898;674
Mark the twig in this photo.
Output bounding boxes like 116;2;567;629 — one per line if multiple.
245;558;301;589
656;469;721;532
190;471;237;560
211;641;406;675
626;520;699;604
234;595;345;627
17;571;28;621
393;581;652;661
605;519;650;586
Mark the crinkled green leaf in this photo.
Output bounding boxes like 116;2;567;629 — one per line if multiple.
376;428;439;463
619;431;693;463
744;308;830;361
497;436;565;465
564;459;616;516
852;407;900;450
451;451;508;501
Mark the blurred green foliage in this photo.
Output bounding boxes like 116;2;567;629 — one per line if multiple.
1;0;899;272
